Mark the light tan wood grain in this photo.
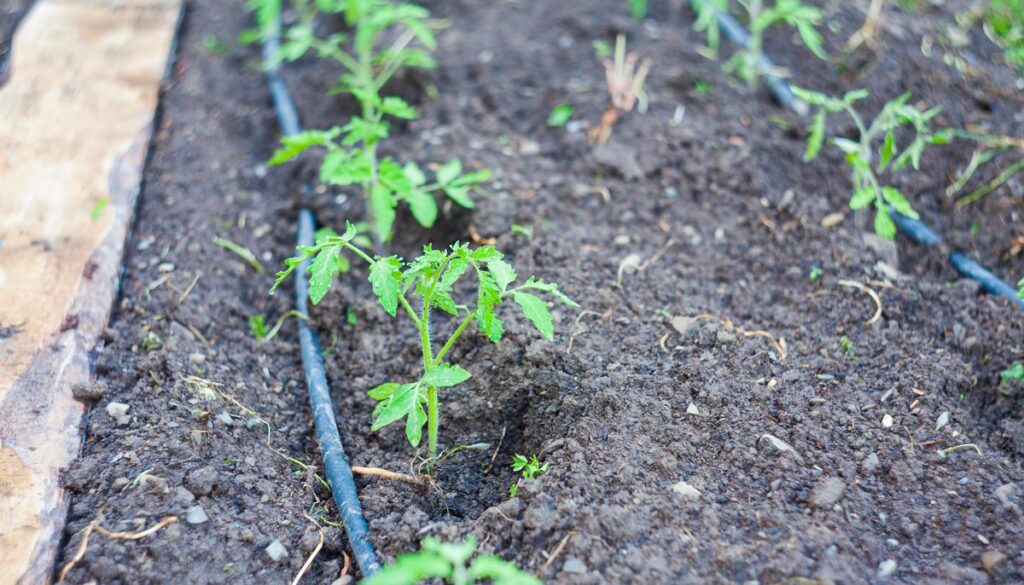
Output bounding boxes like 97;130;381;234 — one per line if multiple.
0;1;181;582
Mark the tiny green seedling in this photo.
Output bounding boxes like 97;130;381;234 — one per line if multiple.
273;223;577;471
362;536;540;585
628;0;648;20
839;335;858;360
808;265;823;283
694;0;825;87
1002;362;1024;385
793;87;951;240
547;103;574;128
508;453;548;497
250;310;306;342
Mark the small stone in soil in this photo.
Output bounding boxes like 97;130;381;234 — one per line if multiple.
981;550;1006;573
671;481;701;500
861;452;880;474
185;505;208;524
810;477;846;507
562;557;586;574
72;381;107;402
106;402;130;418
266;539;288;562
878;559;897;577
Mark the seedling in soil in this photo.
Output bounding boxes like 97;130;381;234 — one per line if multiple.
250;310;306;342
629;0;648;20
694;0;826;87
508;453;548;497
808;265;823;283
945;130;1024;208
839;336;858;360
591;35;651;145
793;87;951;240
363;536;540;585
1002;362;1024;386
957;0;1024;70
547;103;574;128
265;0;490;248
272;223;577;471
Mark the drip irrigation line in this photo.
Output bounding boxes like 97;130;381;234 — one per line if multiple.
682;4;1022;310
890;210;1024;309
688;0;807;114
260;15;381;579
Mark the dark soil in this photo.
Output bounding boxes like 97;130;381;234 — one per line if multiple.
59;0;1024;584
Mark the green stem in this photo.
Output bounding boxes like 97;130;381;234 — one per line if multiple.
426;385;439;469
433;312;476;364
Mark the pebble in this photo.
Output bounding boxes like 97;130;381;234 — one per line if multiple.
186;467;218;496
935;411;949;431
878;559;897;577
106;402;130;418
810;477;846;507
518;140;540;155
882;414;894;428
562;557;586;574
185;505;208;525
188;353;206;365
266;539;289;562
981;550;1006;573
861;452;880;474
671;481;701;500
216;412;234;427
758;434;801;460
686;403;700;416
174;487;195;504
72;381;107;402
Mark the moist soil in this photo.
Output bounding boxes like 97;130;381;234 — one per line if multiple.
56;1;1023;584
0;0;35;83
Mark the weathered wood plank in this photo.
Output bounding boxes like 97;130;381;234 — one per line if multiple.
0;1;182;582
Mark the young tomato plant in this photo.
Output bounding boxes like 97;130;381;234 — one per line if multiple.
267;0;489;248
508;454;548;497
362;536;540;585
273;224;577;470
694;0;826;87
793;87;951;239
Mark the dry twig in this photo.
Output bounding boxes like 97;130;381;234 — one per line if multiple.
837;279;882;325
60;517;179;581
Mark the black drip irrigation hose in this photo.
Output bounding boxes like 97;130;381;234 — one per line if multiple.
260;20;382;578
688;0;807;114
683;4;1023;310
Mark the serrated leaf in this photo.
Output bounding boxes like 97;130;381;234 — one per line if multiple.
443;185;474;208
804;110;825;162
882;187;918;219
370;183;396;243
368;382;402;401
403;188;438;227
879;131;896;171
797;22;826;59
381;96;417;120
513;292;554;341
423;364;471;387
267;130;333;166
476;269;505;343
403;161;427;186
370;383;421;434
519;277;579;307
309;244;341;305
850;187;876;210
874;207;897;240
405;400;427;446
488;259;517;292
370;256;403;316
436;159;462;184
361;550;450;585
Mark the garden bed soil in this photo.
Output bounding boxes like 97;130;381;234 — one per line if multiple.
58;0;1023;584
0;0;34;82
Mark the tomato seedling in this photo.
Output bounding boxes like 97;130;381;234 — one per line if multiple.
508;454;548;497
793;87;951;239
273;223;577;470
265;0;490;248
694;0;826;87
363;536;540;585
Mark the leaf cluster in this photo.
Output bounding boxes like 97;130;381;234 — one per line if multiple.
362;536;540;585
794;86;951;239
695;0;825;85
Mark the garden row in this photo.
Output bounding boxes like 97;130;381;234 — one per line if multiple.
59;0;1023;583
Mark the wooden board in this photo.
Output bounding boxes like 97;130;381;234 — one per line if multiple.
0;1;182;582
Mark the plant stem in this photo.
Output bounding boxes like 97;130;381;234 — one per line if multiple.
434;312;476;364
426;386;439;471
747;0;763;89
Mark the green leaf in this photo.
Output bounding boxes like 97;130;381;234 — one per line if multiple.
361;549;451;585
842;88;869;104
370;183;396;243
850;187;876;210
309;244;342;305
882;186;918;219
403;188;438;227
518;277;579;307
436;159;462;184
488;259;517;292
874;207;897;240
476;270;505;343
512;292;554;341
370;383;425;440
267;129;334;166
443;185;474;208
368;382;402;401
403;161;427;186
380;96;417;120
423;364;471;387
469;555;543;585
369;256;403;316
796;22;826;59
831;137;861;154
804;110;825;162
879;131;897;171
547;103;574;127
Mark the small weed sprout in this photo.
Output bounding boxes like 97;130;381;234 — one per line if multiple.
793;87;951;239
508;454;548;497
273;224;577;471
264;0;490;248
362;536;540;585
808;265;823;283
694;0;826;87
590;35;651;145
547;103;574;128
